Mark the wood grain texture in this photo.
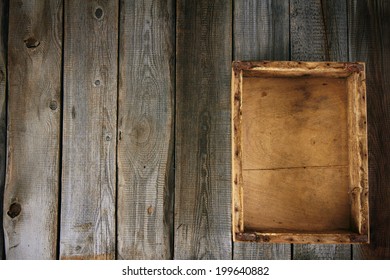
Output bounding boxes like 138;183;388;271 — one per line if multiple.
290;0;351;259
234;0;289;61
60;0;118;259
0;0;7;260
349;0;390;259
290;0;348;61
4;0;62;259
175;0;232;259
242;76;349;170
293;245;351;259
117;0;174;260
233;0;290;260
243;167;350;232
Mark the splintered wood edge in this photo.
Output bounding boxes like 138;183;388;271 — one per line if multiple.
233;60;364;78
347;63;369;239
231;61;369;244
235;232;369;244
232;64;244;239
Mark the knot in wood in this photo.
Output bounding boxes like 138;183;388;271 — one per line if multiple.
24;37;40;49
49;100;58;110
94;7;104;19
7;203;22;218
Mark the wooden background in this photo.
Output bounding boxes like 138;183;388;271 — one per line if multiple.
0;0;389;260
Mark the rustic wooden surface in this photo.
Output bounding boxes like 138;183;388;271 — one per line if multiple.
4;0;62;259
0;0;7;260
242;76;349;170
117;0;174;260
174;0;232;259
60;0;118;260
0;0;389;260
290;0;351;259
349;0;390;259
233;0;291;260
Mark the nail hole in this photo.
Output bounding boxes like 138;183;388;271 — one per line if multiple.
106;135;111;141
95;7;103;19
94;80;100;86
49;100;57;110
24;37;40;48
7;203;22;218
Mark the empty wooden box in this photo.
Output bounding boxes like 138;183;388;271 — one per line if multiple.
232;61;369;244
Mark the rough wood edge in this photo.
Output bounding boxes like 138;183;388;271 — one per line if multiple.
233;60;364;78
232;65;244;240
347;63;369;240
235;232;369;244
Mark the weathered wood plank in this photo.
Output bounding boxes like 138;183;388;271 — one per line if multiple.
175;0;232;259
60;0;118;259
0;0;7;260
233;0;290;260
4;0;62;259
117;0;174;260
349;0;390;259
290;0;348;61
234;0;289;61
290;0;351;259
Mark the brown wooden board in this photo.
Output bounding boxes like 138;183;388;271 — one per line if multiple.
60;0;118;259
349;0;390;259
0;0;7;260
232;61;368;245
4;0;62;259
117;0;174;260
175;0;232;259
233;0;291;260
290;0;352;259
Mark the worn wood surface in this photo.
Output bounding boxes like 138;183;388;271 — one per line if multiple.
233;0;290;260
4;0;62;259
0;0;388;260
117;0;174;260
60;0;118;260
0;0;7;260
290;0;351;259
244;167;350;232
349;0;390;259
175;0;232;259
242;76;349;170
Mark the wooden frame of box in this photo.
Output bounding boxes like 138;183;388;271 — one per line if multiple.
232;61;369;244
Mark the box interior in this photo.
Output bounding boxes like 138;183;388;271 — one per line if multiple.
241;76;354;233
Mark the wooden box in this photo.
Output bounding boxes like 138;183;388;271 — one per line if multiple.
232;61;369;244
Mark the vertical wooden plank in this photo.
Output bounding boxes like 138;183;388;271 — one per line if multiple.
0;0;7;260
234;0;289;61
290;0;351;260
4;0;62;259
175;0;232;259
60;0;118;259
233;0;291;260
117;0;174;259
349;0;390;259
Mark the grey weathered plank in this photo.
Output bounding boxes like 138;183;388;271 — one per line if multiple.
175;0;232;259
234;0;289;61
117;0;174;260
349;0;390;259
0;0;7;260
60;0;118;260
290;0;351;260
233;0;291;260
291;0;348;61
4;0;62;259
